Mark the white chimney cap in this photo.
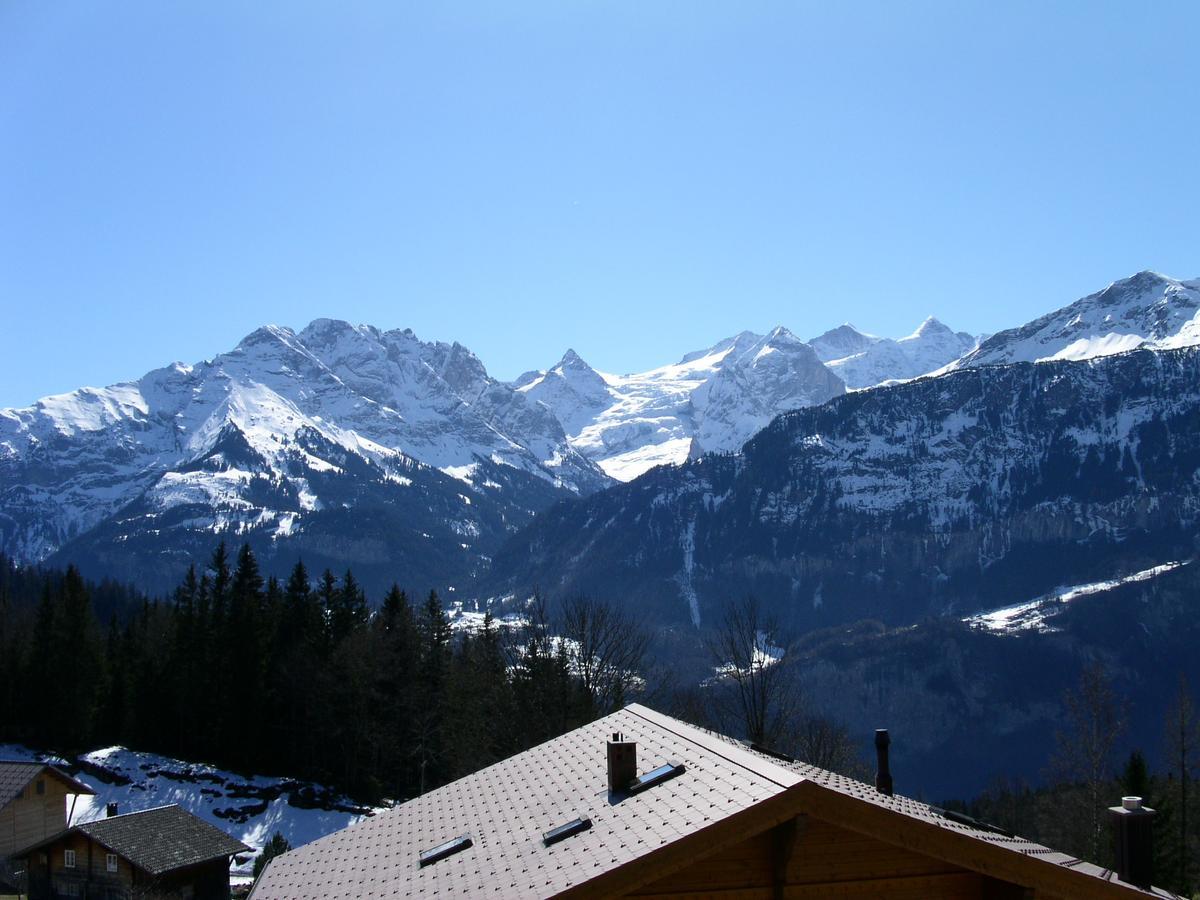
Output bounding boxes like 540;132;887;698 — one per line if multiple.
1122;796;1143;810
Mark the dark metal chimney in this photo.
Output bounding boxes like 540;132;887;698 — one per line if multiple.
607;731;637;794
106;803;119;818
1110;796;1155;889
875;729;893;796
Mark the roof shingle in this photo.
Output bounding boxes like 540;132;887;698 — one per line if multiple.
66;805;249;876
249;704;1178;899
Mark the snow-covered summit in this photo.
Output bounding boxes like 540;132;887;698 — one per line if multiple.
0;320;608;567
516;349;615;436
526;327;843;481
951;270;1200;370
817;316;979;389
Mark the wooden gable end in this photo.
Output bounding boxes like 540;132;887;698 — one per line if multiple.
0;772;73;858
626;814;1030;900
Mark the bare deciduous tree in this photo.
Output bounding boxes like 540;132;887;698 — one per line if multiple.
705;595;801;747
793;714;868;778
1048;662;1127;863
558;593;650;714
1165;673;1199;890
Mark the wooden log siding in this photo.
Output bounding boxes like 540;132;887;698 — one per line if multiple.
0;774;72;859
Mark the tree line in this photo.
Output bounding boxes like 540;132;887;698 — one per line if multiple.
12;550;1186;888
0;544;650;801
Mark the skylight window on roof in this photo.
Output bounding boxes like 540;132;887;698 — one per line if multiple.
627;760;685;794
418;834;473;867
542;817;592;846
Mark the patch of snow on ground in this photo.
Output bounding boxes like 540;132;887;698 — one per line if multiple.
709;631;784;681
0;743;385;877
596;436;693;481
440;463;478;484
963;560;1189;635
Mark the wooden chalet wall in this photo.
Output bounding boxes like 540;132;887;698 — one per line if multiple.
0;772;71;859
24;830;234;900
627;814;1038;900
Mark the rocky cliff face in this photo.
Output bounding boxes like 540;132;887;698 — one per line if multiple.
488;346;1200;629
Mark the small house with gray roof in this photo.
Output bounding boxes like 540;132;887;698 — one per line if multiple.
249;703;1180;900
17;803;250;900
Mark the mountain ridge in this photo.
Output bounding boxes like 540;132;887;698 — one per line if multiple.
487;343;1200;629
4;269;1200;597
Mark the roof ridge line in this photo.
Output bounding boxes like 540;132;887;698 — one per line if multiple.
81;802;177;823
624;704;801;790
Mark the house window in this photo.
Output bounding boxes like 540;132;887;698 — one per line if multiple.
63;883;81;898
106;852;118;872
64;848;76;868
36;778;45;795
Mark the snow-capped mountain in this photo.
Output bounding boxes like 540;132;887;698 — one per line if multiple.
488;345;1200;629
951;270;1200;370
0;320;608;592
7;268;1200;596
815;318;980;389
518;328;844;481
689;327;846;455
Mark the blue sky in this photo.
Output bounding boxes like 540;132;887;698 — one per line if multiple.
1;1;1198;407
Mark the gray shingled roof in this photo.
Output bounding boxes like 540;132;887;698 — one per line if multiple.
249;703;1179;899
31;805;250;876
0;760;94;809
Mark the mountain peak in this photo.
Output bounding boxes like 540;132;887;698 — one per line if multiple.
956;269;1200;370
676;331;763;366
763;325;803;345
1098;270;1176;299
555;348;592;370
911;316;952;337
235;324;297;352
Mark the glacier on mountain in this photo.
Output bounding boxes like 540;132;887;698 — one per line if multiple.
818;317;980;389
519;328;844;481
